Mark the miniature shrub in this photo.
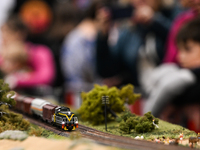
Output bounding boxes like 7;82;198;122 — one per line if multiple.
0;105;30;132
0;80;30;133
121;110;136;122
28;126;43;136
0;80;16;106
78;84;140;125
119;122;129;133
119;111;159;134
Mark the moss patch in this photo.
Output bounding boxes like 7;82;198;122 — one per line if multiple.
28;123;67;139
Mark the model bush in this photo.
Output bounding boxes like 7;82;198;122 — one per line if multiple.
119;111;159;133
0;105;30;132
0;80;16;106
0;79;30;133
78;84;141;125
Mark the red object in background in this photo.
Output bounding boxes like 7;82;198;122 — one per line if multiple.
129;99;142;115
187;120;200;133
19;0;52;34
65;92;74;106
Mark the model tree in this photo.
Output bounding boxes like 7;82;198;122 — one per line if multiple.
0;79;30;132
78;84;141;125
119;111;159;133
0;80;16;106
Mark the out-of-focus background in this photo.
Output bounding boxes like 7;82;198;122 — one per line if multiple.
0;0;199;132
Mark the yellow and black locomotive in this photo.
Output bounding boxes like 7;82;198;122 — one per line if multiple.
53;106;78;131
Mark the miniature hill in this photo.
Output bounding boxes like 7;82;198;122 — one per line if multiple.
79;118;197;140
77;84;197;140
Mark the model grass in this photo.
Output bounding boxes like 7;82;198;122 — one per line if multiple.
79;118;197;140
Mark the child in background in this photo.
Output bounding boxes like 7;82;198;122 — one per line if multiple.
143;17;200;131
0;43;30;89
1;43;28;74
0;15;55;95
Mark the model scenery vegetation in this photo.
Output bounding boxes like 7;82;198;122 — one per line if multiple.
0;80;30;132
118;111;159;134
0;79;69;139
78;84;141;125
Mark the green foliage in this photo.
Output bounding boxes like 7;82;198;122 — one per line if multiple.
0;79;16;106
119;111;159;134
78;84;140;125
127;117;138;129
0;105;30;133
135;121;152;133
119;84;141;104
121;110;136;122
119;122;129;133
28;126;43;136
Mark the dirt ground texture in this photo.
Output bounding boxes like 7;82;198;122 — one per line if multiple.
1;136;200;150
0;136;116;150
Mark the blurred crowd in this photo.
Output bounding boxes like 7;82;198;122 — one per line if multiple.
0;0;199;131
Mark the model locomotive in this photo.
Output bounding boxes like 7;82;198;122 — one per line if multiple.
14;95;78;131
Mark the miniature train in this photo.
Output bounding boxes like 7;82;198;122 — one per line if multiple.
14;95;78;131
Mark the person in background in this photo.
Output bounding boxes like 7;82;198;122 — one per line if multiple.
164;0;200;63
60;0;105;94
0;43;30;88
0;15;55;96
96;0;182;87
45;2;79;103
143;18;200;132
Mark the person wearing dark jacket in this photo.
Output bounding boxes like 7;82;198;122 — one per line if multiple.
96;0;182;86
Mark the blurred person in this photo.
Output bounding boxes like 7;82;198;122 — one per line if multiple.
179;0;192;8
0;15;55;95
96;0;182;87
0;43;30;88
45;2;80;103
164;0;200;63
143;18;200;131
1;43;29;74
60;0;105;94
0;0;15;46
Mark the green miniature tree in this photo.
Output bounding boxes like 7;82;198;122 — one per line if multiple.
126;117;139;133
121;110;136;122
119;84;141;104
78;84;141;125
0;79;30;132
119;122;129;133
0;80;16;106
119;111;159;134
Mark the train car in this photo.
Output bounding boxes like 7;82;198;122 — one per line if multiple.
52;106;78;131
15;95;26;111
43;104;58;123
31;98;50;117
23;97;34;115
14;94;78;131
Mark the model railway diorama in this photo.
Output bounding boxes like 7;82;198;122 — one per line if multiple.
0;82;199;150
14;95;78;131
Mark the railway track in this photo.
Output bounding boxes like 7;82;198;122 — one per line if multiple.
20;112;193;150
